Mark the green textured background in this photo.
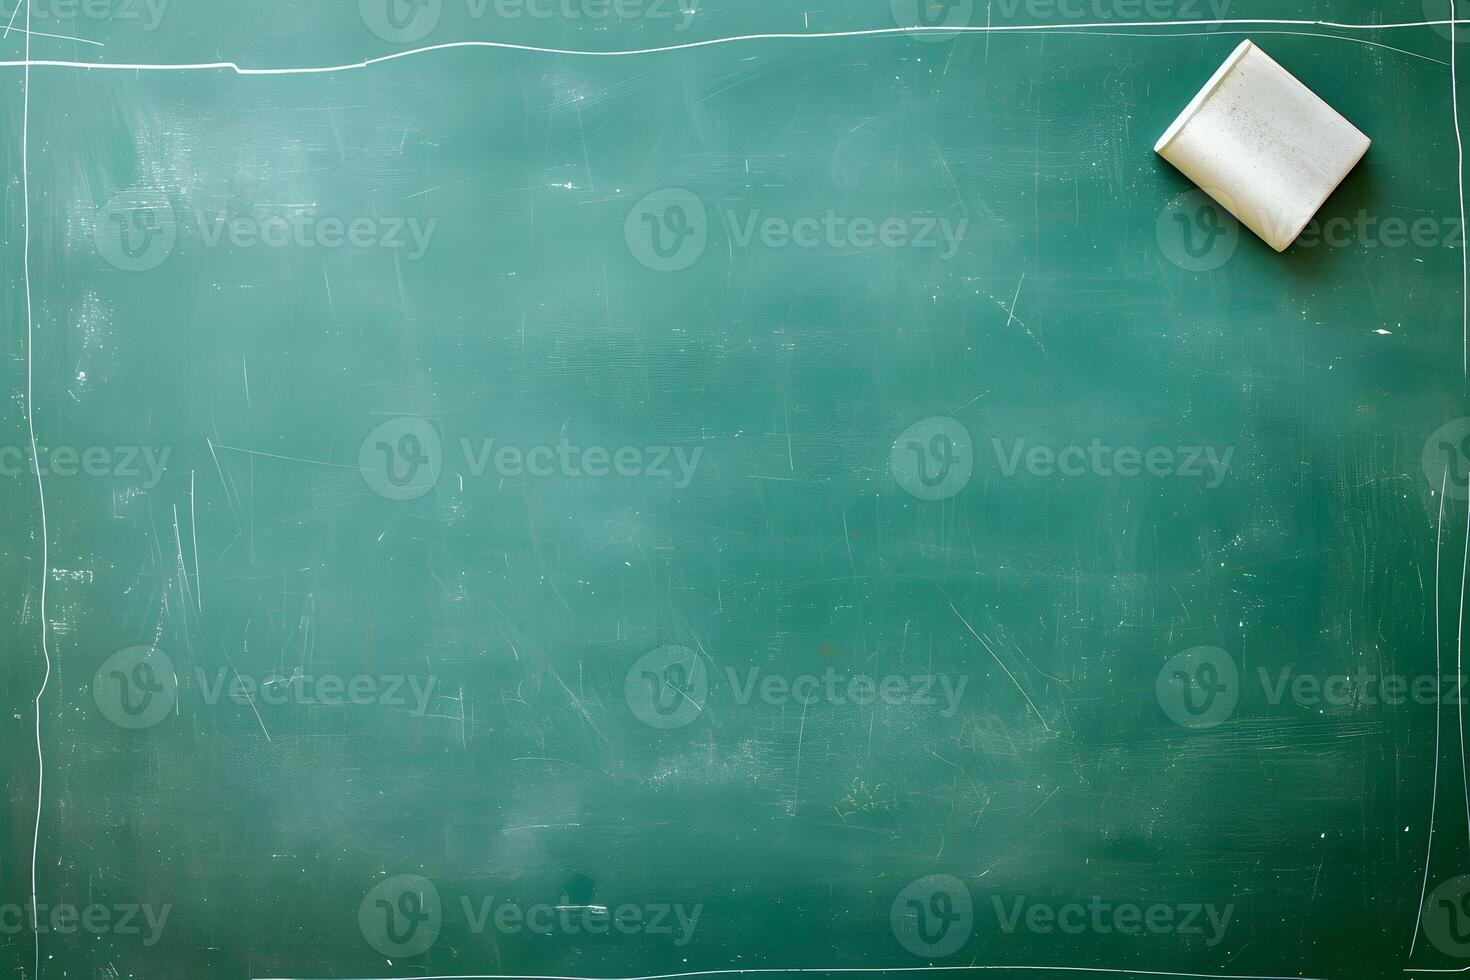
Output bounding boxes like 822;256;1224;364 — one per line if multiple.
2;1;1468;977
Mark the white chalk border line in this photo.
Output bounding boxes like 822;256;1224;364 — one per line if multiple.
0;19;1464;72
12;13;1469;980
258;967;1329;980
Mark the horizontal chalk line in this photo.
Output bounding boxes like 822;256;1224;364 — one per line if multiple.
255;966;1332;980
0;19;1463;74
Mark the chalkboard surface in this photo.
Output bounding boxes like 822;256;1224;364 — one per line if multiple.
2;2;1468;979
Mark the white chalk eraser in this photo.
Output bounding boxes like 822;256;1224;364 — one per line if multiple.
1154;39;1370;252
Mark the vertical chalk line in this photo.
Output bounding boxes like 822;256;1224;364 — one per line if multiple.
20;0;51;976
1410;470;1448;956
1454;0;1468;375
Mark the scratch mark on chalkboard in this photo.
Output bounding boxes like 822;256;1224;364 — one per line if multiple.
546;662;609;743
214;443;356;470
1452;0;1468;374
1459;491;1470;854
948;390;989;416
488;600;523;661
0;22;100;44
943;594;1051;732
791;694;809;816
398;170;503;204
983;0;993;61
171;505;197;627
575;106;597;193
504;823;582;832
1024;785;1060;821
190;471;202;611
206;434;244;530
841;509;856;577
323;268;336;322
227;658;272;741
1409;470;1446;956
781;391;794;471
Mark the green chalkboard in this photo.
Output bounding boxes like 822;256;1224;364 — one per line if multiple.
2;2;1469;979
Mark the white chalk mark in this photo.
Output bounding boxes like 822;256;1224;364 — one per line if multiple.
1044;27;1449;65
1;20;102;45
782;391;793;471
229;661;272;741
260;964;1332;980
0;20;1461;75
171;504;193;615
1411;469;1448;956
792;694;809;815
1460;471;1470;855
212;443;356;470
841;508;855;576
1455;0;1468;375
190;469;201;612
944;595;1051;731
1001;270;1046;352
546;663;609;743
1004;271;1024;330
205;436;244;530
21;1;49;975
